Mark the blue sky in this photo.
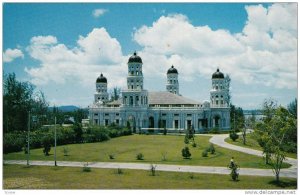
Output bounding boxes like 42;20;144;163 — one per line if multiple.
3;3;297;109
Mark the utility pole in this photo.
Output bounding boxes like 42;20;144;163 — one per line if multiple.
27;111;30;166
54;116;57;166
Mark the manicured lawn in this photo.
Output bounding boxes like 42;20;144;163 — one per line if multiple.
4;134;290;168
3;164;297;189
225;133;297;159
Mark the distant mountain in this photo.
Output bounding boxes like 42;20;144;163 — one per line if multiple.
48;105;82;112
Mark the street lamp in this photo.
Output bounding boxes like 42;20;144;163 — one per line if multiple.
54;116;57;166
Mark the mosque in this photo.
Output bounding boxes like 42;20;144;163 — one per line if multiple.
89;52;230;133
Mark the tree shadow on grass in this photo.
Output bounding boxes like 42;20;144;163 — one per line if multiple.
268;180;297;188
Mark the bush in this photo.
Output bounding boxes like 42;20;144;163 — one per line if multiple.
202;149;208;157
116;168;123;175
230;131;239;142
208;144;215;154
136;153;144;160
192;142;197;148
150;164;157;176
3;133;26;154
82;162;91;172
109;154;115;159
209;127;220;134
184;135;190;144
41;134;52;156
181;146;191;159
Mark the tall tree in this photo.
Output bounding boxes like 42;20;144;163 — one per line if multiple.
230;104;245;131
287;98;297;119
110;87;121;101
255;99;296;182
3;73;49;132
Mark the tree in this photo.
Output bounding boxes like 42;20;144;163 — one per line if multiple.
110;87;121;101
287;98;297;119
255;99;296;182
230;104;245;131
181;146;191;159
224;75;231;104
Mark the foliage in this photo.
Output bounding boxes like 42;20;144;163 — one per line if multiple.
3;133;26;154
208;144;215;154
163;127;167;135
229;131;239;142
41;133;52;156
150;164;157;176
287;98;297;119
109;154;115;159
116;168;123;175
192;142;197;148
109;87;121;101
230;104;245;131
82;163;91;172
136;153;144;160
209;127;219;134
255;99;297;182
3;73;49;133
184;134;190;144
181;146;191;159
202;149;208;157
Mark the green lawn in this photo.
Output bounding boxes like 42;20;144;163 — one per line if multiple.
225;133;297;159
3;164;297;189
4;134;290;169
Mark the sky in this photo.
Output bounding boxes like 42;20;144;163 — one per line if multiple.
3;3;298;109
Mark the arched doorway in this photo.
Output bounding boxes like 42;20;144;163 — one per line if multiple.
213;115;220;128
148;116;154;128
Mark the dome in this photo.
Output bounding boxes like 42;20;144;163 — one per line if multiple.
96;73;107;83
128;52;142;63
212;68;224;79
167;65;178;74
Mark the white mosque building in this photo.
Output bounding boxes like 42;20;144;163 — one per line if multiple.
89;52;230;133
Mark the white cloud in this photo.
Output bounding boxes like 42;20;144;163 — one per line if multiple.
133;3;297;89
92;9;108;18
25;28;127;88
3;48;24;63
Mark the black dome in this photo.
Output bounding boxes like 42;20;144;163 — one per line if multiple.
96;73;107;83
167;65;178;74
212;68;224;79
128;52;142;63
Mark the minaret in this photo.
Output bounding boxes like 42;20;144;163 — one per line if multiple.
210;68;229;107
122;52;148;107
94;73;109;103
166;65;179;95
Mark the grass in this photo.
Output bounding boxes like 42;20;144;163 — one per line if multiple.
4;134;291;169
3;164;297;189
225;133;297;159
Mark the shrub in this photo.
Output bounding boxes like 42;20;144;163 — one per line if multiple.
208;144;215;154
209;127;220;134
136;153;144;160
192;142;197;148
189;172;194;179
202;149;208;157
116;168;123;175
41;134;52;156
230;131;239;142
181;146;191;159
184;135;190;144
82;162;91;172
150;164;157;176
3;133;26;154
163;128;167;135
62;147;70;156
109;154;115;159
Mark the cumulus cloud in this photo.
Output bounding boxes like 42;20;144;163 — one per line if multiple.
3;48;24;63
92;9;108;18
25;28;127;88
133;3;297;89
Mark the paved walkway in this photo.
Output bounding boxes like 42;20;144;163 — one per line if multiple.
4;133;297;179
